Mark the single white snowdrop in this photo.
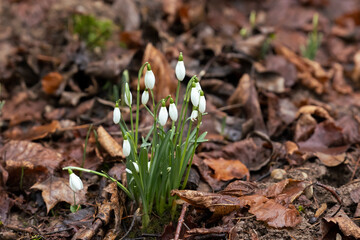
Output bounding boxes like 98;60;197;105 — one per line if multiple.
69;170;84;192
113;101;121;124
191;83;200;107
190;108;198;121
126;168;133;175
175;52;185;81
123;135;131;157
199;91;206;113
124;82;132;107
148;161;151;171
195;81;202;91
169;98;178;121
142;89;149;105
133;162;139;172
144;64;155;90
158;99;168;126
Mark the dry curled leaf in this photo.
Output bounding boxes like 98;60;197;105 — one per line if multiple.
204;158;250;181
97;126;124;158
7;120;61;141
31;176;87;213
315;152;346;167
322;208;360;239
220;180;258;197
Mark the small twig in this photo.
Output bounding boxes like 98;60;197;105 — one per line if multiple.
314;182;342;217
120;208;140;240
43;228;73;235
175;203;189;240
350;156;360;182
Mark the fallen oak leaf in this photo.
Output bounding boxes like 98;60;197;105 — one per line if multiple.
97;126;124;158
322;208;360;239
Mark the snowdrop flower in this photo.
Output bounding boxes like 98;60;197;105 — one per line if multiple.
175;52;185;81
145;64;155;90
191;83;200;107
133;162;139;172
169;98;178;121
113;101;121;124
142;89;149;105
195;81;202;91
69;170;84;192
159;99;168;126
126;168;133;175
148;161;151;171
199;91;206;113
190;108;198;121
124;82;132;107
123;135;131;157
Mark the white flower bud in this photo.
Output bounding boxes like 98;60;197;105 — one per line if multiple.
133;162;139;172
159;106;168;126
190;109;198;121
191;87;200;107
142;90;149;105
169;103;178;121
69;173;84;192
123;138;131;157
124;83;132;107
175;63;185;82
148;161;151;171
145;69;155;89
113;106;121;124
126;168;133;175
199;94;206;113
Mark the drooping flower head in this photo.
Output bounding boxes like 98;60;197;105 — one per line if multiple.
190;108;199;122
169;98;178;122
159;99;168;126
145;64;155;90
68;169;84;192
142;89;149;105
124;82;132;107
175;52;186;81
123;134;131;157
191;82;200;107
113;100;121;124
199;90;206;114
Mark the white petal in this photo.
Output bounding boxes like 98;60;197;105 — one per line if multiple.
159;106;168;126
145;70;155;89
148;162;151;171
69;173;84;192
175;61;185;81
123;139;131;157
190;110;198;121
124;83;132;107
141;90;149;105
199;95;206;113
126;168;133;175
169;103;178;121
191;88;200;107
113;107;121;124
195;82;202;91
133;162;139;172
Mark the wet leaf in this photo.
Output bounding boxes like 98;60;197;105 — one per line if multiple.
220;180;258;197
97;126;124;158
8;120;61;141
0;140;64;190
265;55;297;88
41;72;63;95
31;176;87;213
203;158;249;182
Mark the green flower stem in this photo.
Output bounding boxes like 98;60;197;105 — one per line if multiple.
63;166;133;199
73;192;76;205
182;113;202;189
136;62;149;148
178;119;193;175
150;89;157;163
143;105;154;117
174;76;196;145
171;80;181;130
129;105;134;138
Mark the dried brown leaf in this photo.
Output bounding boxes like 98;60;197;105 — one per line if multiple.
31;176;87;213
315;152;346;167
332;63;353;94
41;72;63;95
204;158;249;181
0;140;63;190
220;180;258;197
11;120;60;141
97;126;124;158
323;208;360;239
295;105;334;121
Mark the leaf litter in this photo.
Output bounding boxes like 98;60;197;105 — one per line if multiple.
1;0;360;239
